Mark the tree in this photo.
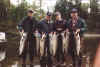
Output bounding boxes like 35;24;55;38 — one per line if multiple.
9;1;28;22
89;0;100;32
90;0;99;16
54;0;73;20
0;0;9;21
9;0;45;22
54;0;88;20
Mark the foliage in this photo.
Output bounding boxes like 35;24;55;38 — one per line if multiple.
9;0;45;22
9;2;28;22
0;1;8;21
55;0;72;20
54;0;89;20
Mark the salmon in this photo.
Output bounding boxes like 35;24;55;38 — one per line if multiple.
19;32;27;55
34;32;40;55
74;32;80;56
40;34;46;56
49;33;57;56
62;32;69;54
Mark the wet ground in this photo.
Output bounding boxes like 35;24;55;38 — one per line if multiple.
0;34;100;67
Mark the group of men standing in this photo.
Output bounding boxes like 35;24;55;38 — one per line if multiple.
17;8;87;67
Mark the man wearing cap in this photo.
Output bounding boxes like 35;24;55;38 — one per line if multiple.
67;8;87;67
53;11;67;66
38;12;54;67
17;9;38;67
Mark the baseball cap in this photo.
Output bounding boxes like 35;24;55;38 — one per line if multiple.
27;9;34;13
71;8;78;13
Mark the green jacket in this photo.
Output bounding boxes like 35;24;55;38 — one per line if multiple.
67;17;87;37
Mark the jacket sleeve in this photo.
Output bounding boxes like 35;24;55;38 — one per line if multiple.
53;22;56;32
32;17;39;31
66;19;71;29
80;19;87;33
17;17;25;31
37;21;43;34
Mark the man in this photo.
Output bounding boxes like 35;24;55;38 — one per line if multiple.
53;11;67;66
67;8;87;67
17;9;38;67
38;12;54;67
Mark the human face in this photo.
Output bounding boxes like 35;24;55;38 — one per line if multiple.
46;16;51;21
71;12;78;19
27;12;33;17
56;15;61;20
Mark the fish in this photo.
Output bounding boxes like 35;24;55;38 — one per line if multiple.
19;32;27;55
40;34;46;56
49;32;57;56
34;31;40;55
61;32;69;54
74;32;81;56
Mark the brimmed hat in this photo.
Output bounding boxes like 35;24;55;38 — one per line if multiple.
47;12;52;16
71;8;78;13
27;9;34;13
55;11;61;16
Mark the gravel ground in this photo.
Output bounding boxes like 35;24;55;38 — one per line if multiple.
0;33;100;67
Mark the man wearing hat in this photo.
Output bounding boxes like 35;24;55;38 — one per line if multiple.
53;11;67;66
17;9;38;67
38;12;54;67
66;8;87;67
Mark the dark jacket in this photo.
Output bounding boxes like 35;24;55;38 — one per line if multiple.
67;17;87;37
38;19;54;34
54;19;67;33
17;16;38;33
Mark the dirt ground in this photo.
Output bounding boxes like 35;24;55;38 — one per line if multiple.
0;34;100;67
